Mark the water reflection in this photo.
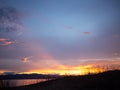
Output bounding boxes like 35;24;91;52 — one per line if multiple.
0;79;48;87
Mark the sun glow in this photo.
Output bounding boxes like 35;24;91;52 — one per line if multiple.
24;65;105;75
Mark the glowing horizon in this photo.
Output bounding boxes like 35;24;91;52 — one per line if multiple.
1;61;120;75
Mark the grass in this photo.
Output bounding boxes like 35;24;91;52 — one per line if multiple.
1;70;120;90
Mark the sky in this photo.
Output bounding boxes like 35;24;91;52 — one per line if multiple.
0;0;120;75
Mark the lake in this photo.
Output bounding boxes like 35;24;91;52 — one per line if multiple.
0;79;48;87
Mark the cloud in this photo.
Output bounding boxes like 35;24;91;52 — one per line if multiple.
0;38;15;46
83;32;91;35
0;7;23;32
22;56;33;63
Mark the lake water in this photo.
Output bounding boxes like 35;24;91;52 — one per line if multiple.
0;79;48;87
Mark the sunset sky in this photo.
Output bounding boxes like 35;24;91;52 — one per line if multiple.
0;0;120;75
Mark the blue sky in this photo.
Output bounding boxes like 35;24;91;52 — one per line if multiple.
0;0;120;74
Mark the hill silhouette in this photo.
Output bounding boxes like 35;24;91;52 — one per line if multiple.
2;70;120;90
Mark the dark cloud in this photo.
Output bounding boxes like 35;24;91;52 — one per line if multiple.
0;7;23;32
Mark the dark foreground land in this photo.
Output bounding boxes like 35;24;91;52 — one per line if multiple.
1;70;120;90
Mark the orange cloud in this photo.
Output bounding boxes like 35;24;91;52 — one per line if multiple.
0;38;15;46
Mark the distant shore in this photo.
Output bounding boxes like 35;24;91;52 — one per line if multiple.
0;74;60;80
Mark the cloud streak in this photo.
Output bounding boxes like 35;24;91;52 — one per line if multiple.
83;32;91;35
0;38;15;46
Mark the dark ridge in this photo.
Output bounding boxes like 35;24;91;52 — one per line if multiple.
0;74;60;80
